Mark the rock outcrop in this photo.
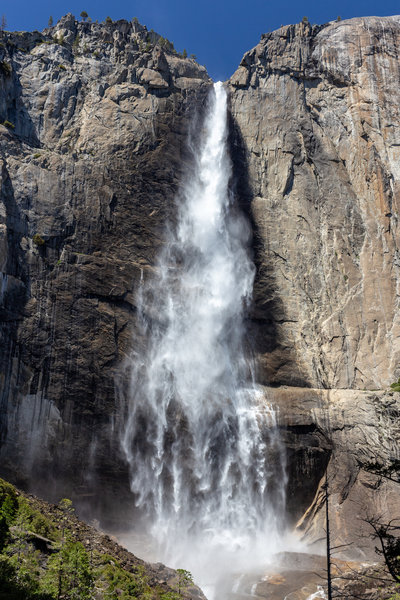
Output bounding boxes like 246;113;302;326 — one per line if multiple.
268;386;400;558
229;16;400;390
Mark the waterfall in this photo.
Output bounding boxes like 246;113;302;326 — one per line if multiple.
119;82;286;595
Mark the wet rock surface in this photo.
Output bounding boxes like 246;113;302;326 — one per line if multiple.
268;386;400;561
218;551;398;600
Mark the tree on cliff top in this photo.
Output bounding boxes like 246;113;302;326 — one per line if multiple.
80;11;88;21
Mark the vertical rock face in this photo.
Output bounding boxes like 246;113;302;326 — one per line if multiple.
0;13;399;543
229;16;400;390
269;386;400;557
0;15;211;513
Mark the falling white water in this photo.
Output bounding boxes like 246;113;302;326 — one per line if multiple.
119;82;286;595
306;587;327;600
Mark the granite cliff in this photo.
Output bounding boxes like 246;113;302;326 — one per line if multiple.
0;14;211;519
230;16;400;390
228;15;400;554
0;13;399;561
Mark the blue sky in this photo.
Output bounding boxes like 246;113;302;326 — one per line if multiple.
3;0;400;80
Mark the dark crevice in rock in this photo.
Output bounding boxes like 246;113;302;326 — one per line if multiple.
84;292;136;312
228;107;312;388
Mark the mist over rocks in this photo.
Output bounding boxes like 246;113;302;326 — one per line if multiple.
0;12;399;567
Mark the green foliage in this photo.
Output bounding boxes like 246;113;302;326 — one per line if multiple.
16;499;58;540
145;42;152;52
302;16;309;23
2;119;15;129
0;479;18;508
0;482;16;549
190;54;196;60
160;593;179;600
0;552;52;599
32;234;45;246
132;17;139;24
42;540;93;599
176;569;193;596
58;64;66;70
390;379;400;392
33;153;41;159
73;33;80;48
48;15;53;27
58;498;74;514
182;48;187;59
0;60;12;75
0;554;15;586
53;33;64;45
6;542;43;596
1;494;18;524
0;517;9;550
95;554;151;600
80;11;88;21
158;37;174;52
337;16;342;21
105;16;112;24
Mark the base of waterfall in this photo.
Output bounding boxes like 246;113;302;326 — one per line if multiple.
221;552;328;600
112;527;393;600
113;527;315;598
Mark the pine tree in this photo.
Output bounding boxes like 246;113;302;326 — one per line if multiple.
48;16;54;27
43;541;93;599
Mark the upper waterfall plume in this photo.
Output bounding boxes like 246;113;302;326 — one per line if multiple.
119;82;286;593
